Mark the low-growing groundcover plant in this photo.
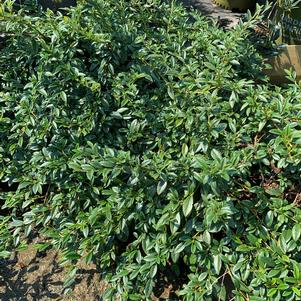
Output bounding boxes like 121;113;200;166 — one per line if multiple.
1;0;301;300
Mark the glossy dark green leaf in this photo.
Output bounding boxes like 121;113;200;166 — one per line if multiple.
183;195;193;217
157;181;167;195
292;224;301;241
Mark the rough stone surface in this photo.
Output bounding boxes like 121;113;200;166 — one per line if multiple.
181;0;243;27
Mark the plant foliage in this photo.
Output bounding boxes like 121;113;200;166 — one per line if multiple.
1;0;301;300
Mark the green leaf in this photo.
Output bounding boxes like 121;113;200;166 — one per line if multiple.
265;211;274;227
144;279;153;296
60;91;67;102
149;264;157;278
170;212;181;234
174;243;186;254
39;88;47;97
236;245;255;252
157;181;167;195
292;224;301;241
182;194;193;217
267;269;280;278
267;288;278;298
86;170;94;181
129;294;143;300
213;254;222;274
68;162;82;171
18;182;31;189
258;121;266;132
293;261;300;279
211;149;222;161
230;59;240;66
167;86;175;100
292;287;301;296
203;230;211;245
277;283;289;290
82;226;89;238
182;143;188;156
0;251;11;258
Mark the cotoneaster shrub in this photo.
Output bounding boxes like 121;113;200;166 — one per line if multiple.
1;1;301;300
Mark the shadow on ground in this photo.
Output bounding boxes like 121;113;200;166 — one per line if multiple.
0;245;107;301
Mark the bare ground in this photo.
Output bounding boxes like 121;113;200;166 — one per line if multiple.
0;243;107;301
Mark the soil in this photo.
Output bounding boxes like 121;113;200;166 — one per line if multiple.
0;241;107;301
0;1;242;300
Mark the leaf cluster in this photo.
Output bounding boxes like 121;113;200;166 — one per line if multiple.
1;1;301;300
